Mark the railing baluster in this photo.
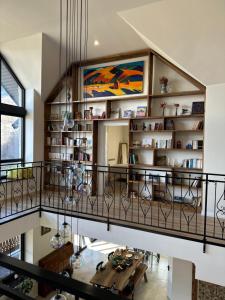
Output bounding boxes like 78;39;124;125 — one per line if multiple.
203;174;209;253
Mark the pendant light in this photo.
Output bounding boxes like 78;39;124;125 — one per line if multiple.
50;0;64;250
50;293;66;300
50;233;64;250
59;221;72;239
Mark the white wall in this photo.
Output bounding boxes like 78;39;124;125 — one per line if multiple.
0;33;42;95
25;89;44;161
0;212;40;243
204;84;225;174
106;126;129;165
41;34;63;101
168;258;193;300
0;33;44;162
25;226;56;265
41;211;225;287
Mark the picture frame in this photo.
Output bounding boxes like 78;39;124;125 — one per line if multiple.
123;110;134;118
81;56;149;100
136;106;147;117
84;109;91;119
41;226;51;236
110;110;119;119
192;102;204;114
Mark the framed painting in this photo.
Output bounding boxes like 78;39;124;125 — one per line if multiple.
81;57;148;99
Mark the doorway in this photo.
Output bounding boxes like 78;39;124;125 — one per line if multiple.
105;125;129;167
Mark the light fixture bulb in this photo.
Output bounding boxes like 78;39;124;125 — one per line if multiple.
50;233;64;249
94;40;100;46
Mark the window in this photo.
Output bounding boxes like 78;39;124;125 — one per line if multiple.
0;54;26;163
0;234;25;280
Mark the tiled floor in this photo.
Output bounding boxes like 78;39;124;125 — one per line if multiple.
38;240;169;300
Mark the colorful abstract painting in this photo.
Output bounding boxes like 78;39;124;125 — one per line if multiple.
83;61;144;98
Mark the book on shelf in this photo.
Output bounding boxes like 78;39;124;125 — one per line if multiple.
129;153;138;165
191;176;202;188
193;120;204;130
182;159;203;169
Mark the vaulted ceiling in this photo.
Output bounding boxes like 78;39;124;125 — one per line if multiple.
120;0;225;85
0;0;155;56
0;0;225;86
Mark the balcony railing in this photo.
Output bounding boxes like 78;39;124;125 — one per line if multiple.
0;162;225;251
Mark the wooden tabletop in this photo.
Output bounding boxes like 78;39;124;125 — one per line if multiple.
90;250;144;292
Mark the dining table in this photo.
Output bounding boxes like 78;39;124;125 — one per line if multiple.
90;249;144;292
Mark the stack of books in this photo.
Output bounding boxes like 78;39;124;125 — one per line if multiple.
182;159;203;169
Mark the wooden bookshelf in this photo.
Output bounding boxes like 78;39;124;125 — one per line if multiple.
44;48;205;204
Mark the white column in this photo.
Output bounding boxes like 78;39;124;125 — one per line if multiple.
167;257;193;300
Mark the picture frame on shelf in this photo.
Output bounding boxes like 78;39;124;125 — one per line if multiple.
84;109;91;119
136;106;147;117
192;102;204;114
110;110;119;119
123;110;134;118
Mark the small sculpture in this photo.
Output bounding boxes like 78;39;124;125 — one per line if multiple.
160;102;167;116
159;77;168;94
174;104;180;116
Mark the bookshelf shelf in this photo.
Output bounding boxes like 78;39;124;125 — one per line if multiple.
130;129;203;133
150;90;204;98
47;145;92;149
47;131;93;134
74;95;148;104
156;148;203;152
164;114;204;119
46;101;76;105
47;159;93;164
129;180;201;189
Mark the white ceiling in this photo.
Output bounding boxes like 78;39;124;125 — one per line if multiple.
1;0;225;86
120;0;225;85
0;0;157;58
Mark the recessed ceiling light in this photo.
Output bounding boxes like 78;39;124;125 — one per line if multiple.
94;40;100;46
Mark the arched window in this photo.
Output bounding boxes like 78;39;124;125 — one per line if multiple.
0;54;26;163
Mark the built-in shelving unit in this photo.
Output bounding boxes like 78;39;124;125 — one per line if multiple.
44;48;205;205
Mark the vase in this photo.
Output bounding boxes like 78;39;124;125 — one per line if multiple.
160;83;167;94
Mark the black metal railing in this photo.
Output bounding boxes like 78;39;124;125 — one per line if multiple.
1;161;225;249
42;163;225;250
0;253;124;300
0;161;42;221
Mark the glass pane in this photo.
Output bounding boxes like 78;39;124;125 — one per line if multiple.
0;236;21;279
1;60;23;106
1;115;22;160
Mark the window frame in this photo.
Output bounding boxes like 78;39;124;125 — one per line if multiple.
0;53;26;164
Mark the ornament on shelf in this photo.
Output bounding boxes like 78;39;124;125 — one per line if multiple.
159;76;168;94
142;122;147;131
160;102;167;116
89;107;93;119
174;103;180;116
67;88;71;102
